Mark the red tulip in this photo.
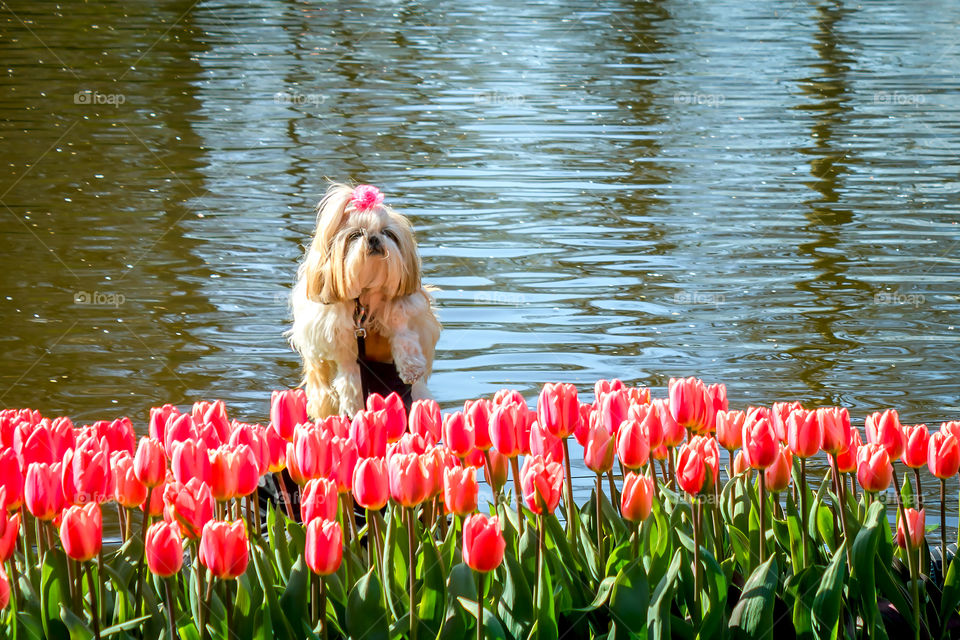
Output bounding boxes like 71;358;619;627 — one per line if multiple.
208;446;239;501
465;399;493;451
113;454;148;508
409;399;442;442
301;478;338;524
490;402;523;458
676;443;706;495
715;410;745;452
171;438;212;486
329;436;358;493
0;567;8;610
528;421;563;464
0;506;20;562
668;377;707;432
60;503;101;562
901;424;929;469
462;513;505;573
630;403;663;451
15;422;55;467
771;402;803;443
134;437;167;488
271;389;308;441
352;458;389;511
233;444;260;498
942;420;960;442
691;435;720;492
584;417;615;474
145;520;183;577
520;454;563;515
163;413;198;457
388;453;431;507
704;383;728;432
836;429;862;474
443;466;478;516
786;409;822;459
483;449;509;493
742;415;778;470
655;399;685;448
64;436;110;505
101;417;137;456
597;389;629;435
818;407;851;456
163;478;215;540
616;418;650;471
351;410;387;459
764;445;792;493
141;474;168;517
928;431;960;479
574;404;593;447
199;519;248;579
305;518;343;576
621;472;654;523
857;443;893;493
537;383;580;439
25;462;64;521
366;392;406;443
264;424;287;473
865;409;904;461
149;404;179;443
442;412;473;458
229;423;269;477
193;400;230;444
896;508;925;549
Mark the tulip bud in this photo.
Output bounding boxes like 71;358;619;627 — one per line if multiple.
901;424;929;469
597;389;629;436
621;472;654;523
764;445;792;493
715;410;745;452
443;466;478;516
520;454;563;515
537;383;580;439
786;409;821;459
584;418;615;474
865;409;904;461
409;399;442;442
616;418;650;471
929;430;960;479
193;400;230;445
351;410;387;459
742;415;778;470
857;443;893;493
668;377;708;432
209;446;240;501
134;437;167;488
60;503;102;562
704;383;727;432
171;438;212;486
164;413;198;458
163;478;215;540
464;399;493;452
483;450;509;493
816;407;850;456
329;436;358;494
270;389;308;441
388;453;432;507
301;478;338;524
490;403;523;458
367;392;407;443
146;520;184;577
676;442;706;495
199;519;249;579
442;412;473;458
305;518;343;576
352;457;389;511
64;436;110;505
113;454;148;508
896;508;925;550
462;513;505;573
149;405;179;443
25;462;64;522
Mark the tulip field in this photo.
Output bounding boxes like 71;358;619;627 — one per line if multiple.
1;378;960;639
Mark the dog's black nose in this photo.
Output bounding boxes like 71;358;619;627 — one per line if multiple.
368;234;384;255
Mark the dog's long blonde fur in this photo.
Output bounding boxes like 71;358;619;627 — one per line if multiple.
288;183;441;418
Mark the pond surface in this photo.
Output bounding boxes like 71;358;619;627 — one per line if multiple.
2;0;960;509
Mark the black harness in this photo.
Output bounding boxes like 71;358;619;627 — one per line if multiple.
353;299;413;412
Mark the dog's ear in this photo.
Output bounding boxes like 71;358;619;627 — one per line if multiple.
393;213;423;297
303;183;353;303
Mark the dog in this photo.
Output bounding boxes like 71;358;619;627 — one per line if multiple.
288;183;441;418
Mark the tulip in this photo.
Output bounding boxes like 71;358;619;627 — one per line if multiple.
616;418;650;471
390;432;432;457
209;446;240;501
715;410;745;453
265;424;288;473
770;402;802;443
291;424;334;484
367;392;407;443
630;402;663;451
733;450;750;476
104;417;138;456
786;409;821;459
141;474;167;517
134;437;167;488
351;410;388;459
442;411;473;458
595;379;625;397
388;453;431;508
145;520;183;577
528;421;563;464
64;436;111;505
171;438;212;486
149;404;179;443
704;383;727;432
352;458;389;511
25;462;64;521
199;519;249;579
329;436;358;493
597;389;629;435
902;424;929;469
15;423;55;467
60;502;102;562
113;454;149;508
483;449;509;493
462;513;505;573
943;420;960;443
193;400;230;444
0;449;24;512
675;443;706;495
929;431;960;479
0;509;20;562
897;505;926;637
897;508;925;549
620;471;654;523
537;383;580;439
271;389;308;441
301;478;339;524
865;409;904;461
656;399;685;448
520;455;563;515
233;444;260;498
409;399;442;442
464;399;493;451
668;377;707;432
490;402;523;458
0;567;8;611
764;445;792;493
305;518;343;576
836;429;861;474
817;407;851;455
690;435;720;492
584;419;615;474
742;415;778;470
163;413;198;457
230;423;270;477
857;443;893;493
163;478;215;540
443;466;478;516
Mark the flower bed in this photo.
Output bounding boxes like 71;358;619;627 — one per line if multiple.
0;377;958;639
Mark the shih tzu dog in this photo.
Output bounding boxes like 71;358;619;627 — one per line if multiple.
288;183;441;418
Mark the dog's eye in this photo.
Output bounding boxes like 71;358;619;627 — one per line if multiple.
348;230;363;242
383;229;398;243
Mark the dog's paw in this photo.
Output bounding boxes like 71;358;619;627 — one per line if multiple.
397;356;426;385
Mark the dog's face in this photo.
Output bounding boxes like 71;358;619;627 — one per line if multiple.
301;183;421;303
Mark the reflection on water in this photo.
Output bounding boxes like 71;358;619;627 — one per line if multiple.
2;0;960;510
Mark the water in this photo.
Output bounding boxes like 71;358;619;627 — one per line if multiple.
2;0;960;513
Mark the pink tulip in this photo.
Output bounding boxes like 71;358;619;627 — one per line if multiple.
520;454;563;515
616;417;650;471
537;383;580;439
715;410;745;452
351;410;387;459
490;402;523;458
865;409;904;461
352;458;389;511
199;519;248;579
388;453;432;507
857;443;893;493
443;466;478;516
442;412;473;458
301;478;339;524
742;414;778;470
764;445;792;493
929;430;960;479
597;388;629;435
621;472;654;523
818;407;851;456
146;520;183;577
305;518;343;576
60;503;102;562
901;424;929;469
271;389;308;441
584;417;615;474
409;399;442;442
163;478;215;540
668;377;707;432
171;438;212;486
896;508;925;549
134;437;167;488
462;513;505;573
786;409;822;459
25;462;64;521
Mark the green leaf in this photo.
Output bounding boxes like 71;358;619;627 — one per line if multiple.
499;546;534;639
346;568;389;640
40;549;70;640
417;530;446;637
609;559;648;634
101;615;151;637
647;549;682;640
267;503;292;581
573;576;615;613
729;557;777;640
382;505;409;619
940;556;960;638
250;542;296;640
787;567;820;640
812;548;847;638
532;551;558;640
456;596;507;640
58;604;93;640
279;556;310;637
698;548;728;640
851;501;888;640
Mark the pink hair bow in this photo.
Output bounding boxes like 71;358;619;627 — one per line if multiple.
350;185;384;212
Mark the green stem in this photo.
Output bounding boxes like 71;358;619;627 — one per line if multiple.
536;514;545;619
510;457;524;536
608;468;620;517
274;472;295;521
891;467;920;640
692;496;701;617
832;456;853;571
134;486;153;615
86;562;101;640
320;578;328;640
595;474;604;564
942;479;948;576
758;477;766;565
408;507;418;640
914;468;923;511
476;571;484;640
561;438;578;541
164;577;177;640
667;448;677;489
800;457;809;567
